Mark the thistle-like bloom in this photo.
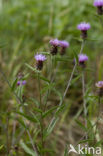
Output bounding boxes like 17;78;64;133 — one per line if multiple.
49;39;59;55
77;22;91;31
35;54;46;62
96;81;103;96
59;40;69;55
94;0;103;7
50;39;59;46
59;41;69;48
96;81;103;88
94;0;103;14
79;54;88;63
17;80;26;86
77;22;91;39
35;54;46;70
78;54;88;67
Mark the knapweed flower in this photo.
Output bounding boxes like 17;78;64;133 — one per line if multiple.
35;54;46;70
77;22;91;39
96;81;103;88
17;80;26;86
96;81;103;96
94;0;103;15
49;39;59;55
59;40;69;55
78;54;88;67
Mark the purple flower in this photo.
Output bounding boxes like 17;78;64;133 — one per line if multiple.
96;81;103;88
77;22;91;39
59;40;69;48
17;80;26;86
17;81;21;86
49;39;59;46
94;0;103;14
77;22;91;31
94;0;103;7
96;81;103;96
35;54;46;62
59;40;69;55
78;54;88;67
35;54;46;70
49;39;59;55
79;54;88;63
22;80;26;85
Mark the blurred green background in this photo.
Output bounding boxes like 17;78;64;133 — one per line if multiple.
1;0;103;155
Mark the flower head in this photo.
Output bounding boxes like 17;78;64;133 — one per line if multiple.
96;81;103;96
22;80;26;85
17;81;21;86
94;0;103;7
95;81;103;88
77;22;91;31
78;54;88;63
59;40;69;48
49;39;59;47
35;54;46;70
35;54;46;62
17;80;26;86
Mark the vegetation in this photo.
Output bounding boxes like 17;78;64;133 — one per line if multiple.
0;0;103;155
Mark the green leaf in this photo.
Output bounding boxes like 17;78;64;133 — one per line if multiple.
41;83;54;95
0;145;4;151
33;107;42;113
42;106;58;118
25;63;36;72
30;97;40;106
71;74;81;86
39;76;50;83
16;111;38;123
17;119;27;129
64;145;68;156
72;48;78;63
11;78;18;91
44;118;58;139
75;119;87;131
55;104;65;116
20;141;36;156
52;88;62;101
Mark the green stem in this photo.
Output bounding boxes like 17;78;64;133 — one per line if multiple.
82;72;87;139
38;73;44;151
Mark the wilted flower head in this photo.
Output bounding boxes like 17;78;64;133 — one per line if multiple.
77;22;91;39
35;54;46;62
49;39;59;55
35;54;46;70
17;80;26;86
94;0;103;14
96;81;103;88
